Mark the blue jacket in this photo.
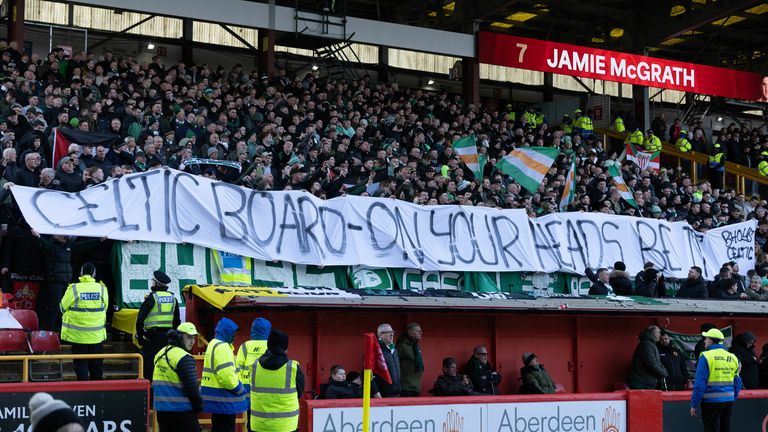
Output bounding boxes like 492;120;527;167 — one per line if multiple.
251;317;271;340
214;317;238;343
691;344;742;408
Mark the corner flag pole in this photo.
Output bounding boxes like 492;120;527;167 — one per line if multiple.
362;368;372;432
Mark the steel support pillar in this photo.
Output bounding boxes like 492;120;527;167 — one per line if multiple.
8;0;25;45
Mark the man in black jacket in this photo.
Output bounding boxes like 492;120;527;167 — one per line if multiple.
676;266;709;299
31;229;103;331
731;332;760;389
431;357;475;396
585;267;611;295
375;323;401;397
464;345;502;394
153;323;204;432
658;330;688;390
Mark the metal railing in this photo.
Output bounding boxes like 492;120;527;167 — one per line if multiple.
0;353;144;382
596;127;768;194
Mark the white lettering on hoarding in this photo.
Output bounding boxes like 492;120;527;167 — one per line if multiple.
313;401;625;432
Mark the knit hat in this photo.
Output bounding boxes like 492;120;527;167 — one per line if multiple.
522;352;537;366
267;329;289;352
29;393;81;432
613;261;626;271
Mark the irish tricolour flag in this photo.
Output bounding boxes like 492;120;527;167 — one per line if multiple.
453;136;484;180
607;165;637;208
626;143;660;173
559;159;576;211
497;146;560;194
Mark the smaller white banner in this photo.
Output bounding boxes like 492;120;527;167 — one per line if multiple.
313;399;626;432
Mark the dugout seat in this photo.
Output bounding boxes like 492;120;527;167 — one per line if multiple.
10;309;39;331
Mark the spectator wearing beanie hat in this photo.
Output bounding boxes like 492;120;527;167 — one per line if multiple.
28;392;83;432
249;329;305;432
519;353;556;395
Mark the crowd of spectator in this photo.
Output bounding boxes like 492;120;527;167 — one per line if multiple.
0;41;767;321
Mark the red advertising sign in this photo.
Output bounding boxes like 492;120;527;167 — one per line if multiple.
478;32;767;101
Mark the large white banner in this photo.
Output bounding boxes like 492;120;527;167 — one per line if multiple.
12;168;754;279
313;400;627;432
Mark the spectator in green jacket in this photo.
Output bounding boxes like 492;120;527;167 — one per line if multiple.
519;352;556;394
396;322;424;397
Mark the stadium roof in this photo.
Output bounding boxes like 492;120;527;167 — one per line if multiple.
283;0;768;72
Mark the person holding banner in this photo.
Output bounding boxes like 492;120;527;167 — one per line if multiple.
691;328;742;431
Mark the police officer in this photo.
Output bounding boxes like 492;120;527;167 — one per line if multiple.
644;129;662;152
60;262;108;381
613;114;625;133
135;270;180;381
250;329;304;432
625;128;645;147
708;143;726;189
153;323;204;432
202;317;247;432
691;328;742;432
676;130;692;152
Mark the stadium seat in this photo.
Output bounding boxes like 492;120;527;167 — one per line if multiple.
29;331;63;382
10;309;39;331
0;329;29;353
30;331;60;353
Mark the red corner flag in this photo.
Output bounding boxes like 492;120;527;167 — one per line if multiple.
364;332;391;384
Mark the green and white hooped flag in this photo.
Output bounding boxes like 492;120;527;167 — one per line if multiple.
496;146;559;194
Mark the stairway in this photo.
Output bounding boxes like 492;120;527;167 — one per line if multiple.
681;93;710;127
314;35;366;81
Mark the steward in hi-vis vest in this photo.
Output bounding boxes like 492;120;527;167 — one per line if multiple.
250;329;305;432
691;328;742;432
153;322;204;432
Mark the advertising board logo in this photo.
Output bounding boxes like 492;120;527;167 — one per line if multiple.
601;407;620;432
443;409;464;432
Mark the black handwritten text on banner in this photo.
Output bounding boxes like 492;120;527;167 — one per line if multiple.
12;168;754;279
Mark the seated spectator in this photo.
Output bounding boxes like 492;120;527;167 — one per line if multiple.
519;352;556;394
345;371;381;399
657;330;688;390
324;365;362;399
464;345;501;395
585;267;611;295
635;262;655;287
609;261;632;296
431;357;475;396
676;266;708;299
709;266;734;298
747;275;768;300
716;279;748;300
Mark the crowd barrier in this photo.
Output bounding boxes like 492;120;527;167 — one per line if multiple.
302;389;768;432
